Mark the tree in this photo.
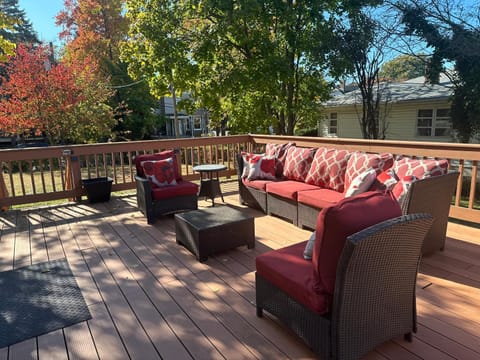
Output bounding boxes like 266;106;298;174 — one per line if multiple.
0;0;38;44
380;54;426;80
56;0;158;140
0;44;114;144
397;0;480;142
0;10;16;61
332;7;392;139
122;0;377;135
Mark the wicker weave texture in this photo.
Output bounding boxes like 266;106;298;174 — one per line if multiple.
401;171;459;254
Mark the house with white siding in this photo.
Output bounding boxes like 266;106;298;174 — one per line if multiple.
320;74;455;142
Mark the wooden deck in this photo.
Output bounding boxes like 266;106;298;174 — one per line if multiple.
0;179;479;360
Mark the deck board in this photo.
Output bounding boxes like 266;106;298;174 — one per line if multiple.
0;180;479;359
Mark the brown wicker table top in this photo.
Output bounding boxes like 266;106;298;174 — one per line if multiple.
175;206;252;230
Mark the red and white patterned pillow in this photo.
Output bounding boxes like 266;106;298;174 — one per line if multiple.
247;156;276;181
141;158;177;187
241;152;264;178
370;168;398;191
344;152;394;190
265;142;296;177
344;168;377;197
283;147;316;182
392;175;417;206
393;157;448;179
305;148;352;192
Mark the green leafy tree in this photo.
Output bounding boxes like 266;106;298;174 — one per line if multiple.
0;0;38;44
122;0;376;135
380;54;426;80
398;0;480;142
0;10;16;61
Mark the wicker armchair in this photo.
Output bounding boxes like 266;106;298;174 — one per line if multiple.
400;171;459;255
135;150;198;224
256;213;433;360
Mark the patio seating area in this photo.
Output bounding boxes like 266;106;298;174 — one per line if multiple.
0;178;479;359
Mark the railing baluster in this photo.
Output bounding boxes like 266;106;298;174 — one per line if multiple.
455;159;464;207
469;160;478;210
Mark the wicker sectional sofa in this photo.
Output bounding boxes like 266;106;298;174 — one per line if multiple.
237;144;459;255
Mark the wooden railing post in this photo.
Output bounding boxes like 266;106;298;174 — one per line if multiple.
64;149;82;202
0;172;9;211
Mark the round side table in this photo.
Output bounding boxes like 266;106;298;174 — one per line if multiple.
193;164;227;206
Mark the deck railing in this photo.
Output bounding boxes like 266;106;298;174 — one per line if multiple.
0;134;479;223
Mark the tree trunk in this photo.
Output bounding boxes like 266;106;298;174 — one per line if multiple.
170;83;179;138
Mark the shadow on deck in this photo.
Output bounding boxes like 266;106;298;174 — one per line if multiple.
0;179;479;359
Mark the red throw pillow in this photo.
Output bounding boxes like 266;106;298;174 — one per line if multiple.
344;152;394;191
393;157;448;179
370;168;398;191
312;191;402;296
305;148;351;192
265;142;296;177
247;155;276;180
241;152;264;178
142;158;177;187
392;175;417;206
283;146;316;182
135;150;182;181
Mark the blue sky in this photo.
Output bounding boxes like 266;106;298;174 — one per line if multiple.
18;0;65;44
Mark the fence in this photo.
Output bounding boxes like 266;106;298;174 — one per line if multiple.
0;134;479;223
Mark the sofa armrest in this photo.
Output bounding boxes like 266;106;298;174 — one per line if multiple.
135;175;155;224
401;171;459;254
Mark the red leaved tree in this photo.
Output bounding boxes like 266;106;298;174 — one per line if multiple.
0;44;114;144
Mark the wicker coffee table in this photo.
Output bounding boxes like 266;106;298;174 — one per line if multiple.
174;206;255;262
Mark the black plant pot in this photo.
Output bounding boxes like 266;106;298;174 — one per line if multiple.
82;177;113;203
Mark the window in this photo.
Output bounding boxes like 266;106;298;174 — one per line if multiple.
328;113;338;136
416;108;451;137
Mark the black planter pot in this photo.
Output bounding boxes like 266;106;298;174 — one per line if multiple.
82;177;113;203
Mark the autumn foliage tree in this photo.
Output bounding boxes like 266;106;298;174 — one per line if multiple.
56;0;158;140
0;44;114;144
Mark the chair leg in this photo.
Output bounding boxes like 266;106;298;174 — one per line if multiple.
256;306;263;317
404;332;413;342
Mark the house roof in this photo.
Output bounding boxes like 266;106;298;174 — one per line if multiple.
326;73;453;107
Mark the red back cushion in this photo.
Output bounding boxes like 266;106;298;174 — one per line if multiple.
344;152;394;191
393;157;448;179
312;191;402;296
265;142;296;177
142;158;178;187
283;146;316;182
305;148;351;192
135;150;182;181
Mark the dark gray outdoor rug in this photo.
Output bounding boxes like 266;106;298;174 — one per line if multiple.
0;258;91;348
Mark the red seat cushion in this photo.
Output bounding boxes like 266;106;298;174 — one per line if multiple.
135;150;182;181
242;178;274;191
151;180;198;200
312;191;402;296
297;188;345;209
256;242;331;314
266;181;320;201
